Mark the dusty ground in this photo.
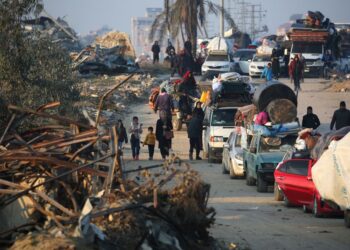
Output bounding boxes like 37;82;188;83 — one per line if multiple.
121;77;350;250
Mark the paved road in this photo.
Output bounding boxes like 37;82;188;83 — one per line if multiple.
123;78;350;250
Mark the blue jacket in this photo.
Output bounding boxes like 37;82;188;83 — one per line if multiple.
261;66;273;81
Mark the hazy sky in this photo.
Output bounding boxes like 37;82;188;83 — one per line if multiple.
43;0;350;36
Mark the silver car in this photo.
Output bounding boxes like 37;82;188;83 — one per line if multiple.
222;130;249;178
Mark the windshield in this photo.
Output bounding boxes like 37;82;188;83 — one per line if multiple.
232;50;255;61
211;109;237;126
292;42;323;54
206;54;229;62
259;135;297;152
253;55;270;62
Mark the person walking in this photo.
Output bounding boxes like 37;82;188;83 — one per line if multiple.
151;41;160;64
261;63;273;82
154;88;174;122
143;126;156;160
187;112;202;160
289;55;303;92
302;106;320;129
117;120;128;150
192;101;205;150
330;101;350;130
129;116;143;160
166;41;175;57
155;118;173;160
271;48;280;79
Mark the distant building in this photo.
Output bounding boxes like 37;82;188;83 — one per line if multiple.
131;8;163;56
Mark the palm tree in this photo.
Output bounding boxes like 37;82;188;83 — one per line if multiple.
149;0;237;56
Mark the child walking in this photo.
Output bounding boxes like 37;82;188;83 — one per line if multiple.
129;116;143;160
143;127;156;160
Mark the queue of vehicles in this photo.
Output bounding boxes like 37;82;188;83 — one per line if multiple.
198;77;350;229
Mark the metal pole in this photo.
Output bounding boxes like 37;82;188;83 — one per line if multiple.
220;0;225;37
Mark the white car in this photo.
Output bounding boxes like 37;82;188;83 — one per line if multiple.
232;49;256;75
201;52;234;75
249;54;271;77
203;106;237;163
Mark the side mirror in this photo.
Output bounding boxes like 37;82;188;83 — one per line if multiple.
224;143;230;149
250;147;257;154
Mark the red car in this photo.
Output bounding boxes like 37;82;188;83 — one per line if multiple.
274;158;341;217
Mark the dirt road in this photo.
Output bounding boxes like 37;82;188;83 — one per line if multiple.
122;78;350;250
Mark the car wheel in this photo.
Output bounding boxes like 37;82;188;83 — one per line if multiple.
245;165;256;186
173;118;182;131
257;173;268;192
229;160;236;179
274;182;284;201
345;210;350;228
312;197;321;218
283;196;292;207
208;146;214;163
222;161;228;174
303;205;311;213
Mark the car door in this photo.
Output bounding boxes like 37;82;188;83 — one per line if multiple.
203;108;211;153
223;132;234;169
246;135;258;177
280;159;312;205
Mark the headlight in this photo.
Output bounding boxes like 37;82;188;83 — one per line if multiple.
235;154;243;161
221;64;230;69
202;65;209;70
313;60;323;67
261;163;276;169
250;65;256;69
210;136;223;142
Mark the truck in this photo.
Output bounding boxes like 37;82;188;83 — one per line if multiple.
244;131;299;192
242;82;300;192
289;28;329;77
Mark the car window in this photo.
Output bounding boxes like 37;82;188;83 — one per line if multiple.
249;135;258;149
253;55;270;62
285;160;309;176
206;54;228;62
233;51;255;61
292;42;323;54
211;109;237;126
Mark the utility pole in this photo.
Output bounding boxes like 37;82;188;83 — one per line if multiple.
220;0;225;37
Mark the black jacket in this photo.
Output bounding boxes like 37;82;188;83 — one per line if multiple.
187;116;202;138
330;108;350;130
117;126;128;143
302;113;320;129
152;44;160;55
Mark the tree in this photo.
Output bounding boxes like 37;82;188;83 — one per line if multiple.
149;0;237;56
0;0;80;130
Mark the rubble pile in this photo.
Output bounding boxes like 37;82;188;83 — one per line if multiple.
326;80;350;92
23;16;81;52
77;73;164;124
0;74;217;250
72;32;138;76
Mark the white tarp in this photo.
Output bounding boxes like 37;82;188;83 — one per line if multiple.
256;39;277;55
312;132;350;210
206;37;234;54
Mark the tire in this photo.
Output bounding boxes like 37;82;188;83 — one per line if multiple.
222;161;228;174
229;161;236;179
344;210;350;228
284;196;292;207
173;118;182;131
257;173;268;192
208;146;214;163
303;205;311;213
245;165;256;186
274;182;284;201
312;197;321;218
